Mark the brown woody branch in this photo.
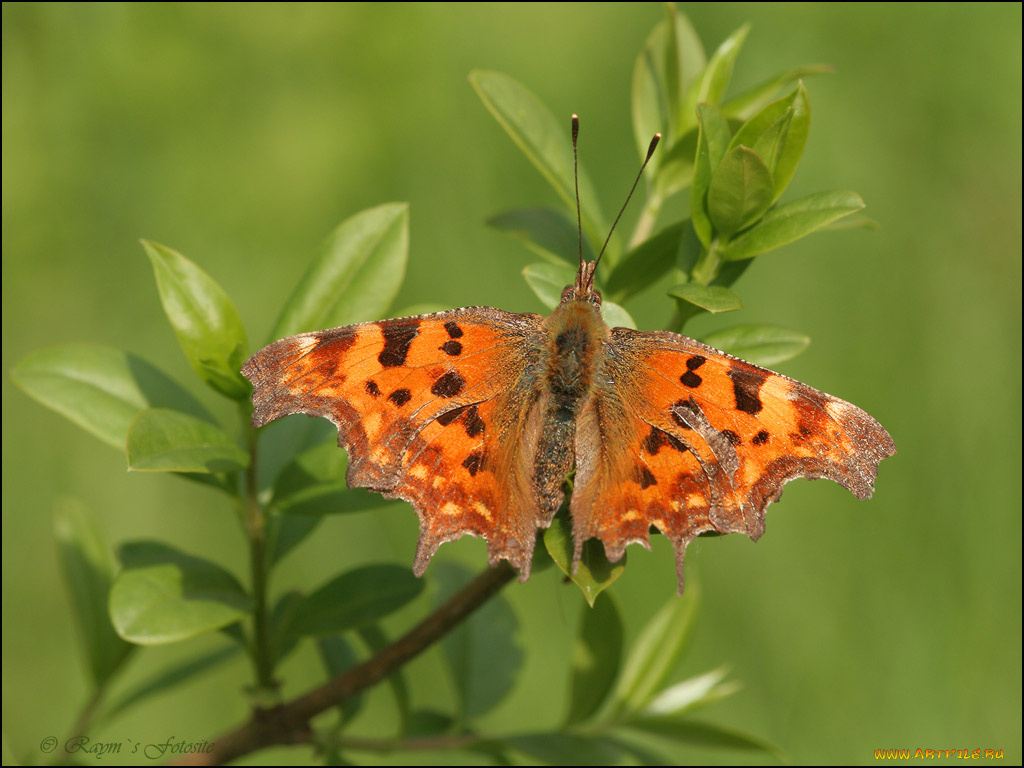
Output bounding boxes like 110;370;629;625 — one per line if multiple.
174;561;517;765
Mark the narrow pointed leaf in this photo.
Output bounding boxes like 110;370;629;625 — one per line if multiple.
722;63;832;120
142;241;249;400
624;716;784;761
701;325;811;367
612;583;699;714
110;541;252;645
470;71;607;247
677;24;750;138
487;207;590;266
288;565;423;637
126;408;247;473
691;104;731;248
642;667;739;717
435;563;523;721
508;734;628;765
544;512;626;606
632;20;671;165
566;593;624;725
54;499;133;686
706;146;774;238
607;222;685;303
669;284;743;314
270;203;408;339
12;345;210;451
317;635;364;722
652;129;698;199
721;190;866;260
523;262;576;310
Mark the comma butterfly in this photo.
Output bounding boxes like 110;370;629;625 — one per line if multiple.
242;118;895;591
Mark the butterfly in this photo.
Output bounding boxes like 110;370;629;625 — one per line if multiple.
242;121;895;592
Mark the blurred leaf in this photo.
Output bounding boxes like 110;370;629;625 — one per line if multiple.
601;301;636;330
435;563;523;721
822;212;880;231
54;499;133;687
317;635;365;723
544;512;626;606
607;222;685;303
270;590;305;664
11;344;210;451
652;129;698;200
701;325;811;367
103;644;241;719
691;104;731;248
288;565;423;637
110;541;252;645
406;709;456;738
270;203;409;339
508;733;628;765
706;146;774;238
470;70;608;249
357;624;411;734
730;83;810;203
722;64;832;120
126;408;247;473
265;511;322;567
566;593;624;725
623;716;784;761
669;284;743;314
522;262;576;310
611;582;699;714
488;207;591;266
721;190;866;261
677;24;750;138
142;240;249;400
641;667;740;717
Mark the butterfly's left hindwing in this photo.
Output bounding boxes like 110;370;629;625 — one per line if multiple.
243;308;552;576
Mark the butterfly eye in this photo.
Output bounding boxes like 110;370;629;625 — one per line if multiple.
561;286;575;303
589;290;602;308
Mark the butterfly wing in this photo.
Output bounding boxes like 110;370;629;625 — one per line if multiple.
242;308;552;576
571;328;896;589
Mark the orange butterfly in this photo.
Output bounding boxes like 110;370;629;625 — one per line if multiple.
242;124;895;592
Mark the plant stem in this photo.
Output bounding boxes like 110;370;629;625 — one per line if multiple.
241;409;275;697
173;561;517;766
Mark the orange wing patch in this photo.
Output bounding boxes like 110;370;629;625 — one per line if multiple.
243;308;548;575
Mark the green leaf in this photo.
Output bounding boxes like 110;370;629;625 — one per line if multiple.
601;301;636;330
668;284;743;314
623;716;784;761
690;104;731;248
721;189;866;261
103;644;241;718
110;541;252;645
651;129;698;200
730;83;810;203
706;146;774;238
270;590;305;664
265;512;321;568
722;63;832;120
126;408;248;473
270;203;409;340
677;24;750;138
522;262;577;310
470;71;607;249
508;733;628;765
701;325;811;367
544;512;626;606
566;593;624;725
641;667;740;717
607;222;685;303
357;624;411;734
435;563;523;721
487;207;591;266
317;635;364;723
288;565;424;637
11;344;210;451
54;499;133;687
612;583;699;714
142;241;249;400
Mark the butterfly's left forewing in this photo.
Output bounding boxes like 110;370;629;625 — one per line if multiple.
243;308;550;576
572;328;896;589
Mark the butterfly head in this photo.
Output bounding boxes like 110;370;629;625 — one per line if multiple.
560;260;602;308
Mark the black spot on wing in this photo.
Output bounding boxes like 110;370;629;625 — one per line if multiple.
462;405;485;437
721;429;741;446
752;429;770;445
680;370;702;388
444;321;464;339
637;465;657;489
462;451;485;476
686;355;706;370
728;366;766;415
388;388;412;407
440;340;463;356
365;380;381;397
436;405;467;427
642;426;689;454
431;370;466;398
379;322;419;367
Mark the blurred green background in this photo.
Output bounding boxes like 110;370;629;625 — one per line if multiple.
3;3;1020;765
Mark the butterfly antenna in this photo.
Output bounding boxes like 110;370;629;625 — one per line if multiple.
571;114;584;277
592;131;661;275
